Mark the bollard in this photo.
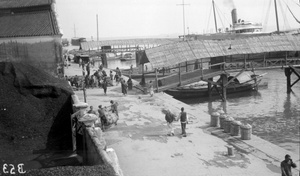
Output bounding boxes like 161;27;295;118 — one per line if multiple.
210;112;220;127
224;117;234;133
226;145;234;156
240;124;252;140
230;121;242;136
219;114;227;129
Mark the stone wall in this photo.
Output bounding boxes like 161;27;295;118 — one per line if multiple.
71;94;123;176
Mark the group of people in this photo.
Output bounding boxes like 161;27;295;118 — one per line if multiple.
164;107;188;137
86;100;119;131
65;66;134;97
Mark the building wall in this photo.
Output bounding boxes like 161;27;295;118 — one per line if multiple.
0;35;63;76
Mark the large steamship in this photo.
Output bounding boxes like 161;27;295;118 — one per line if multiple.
228;8;263;34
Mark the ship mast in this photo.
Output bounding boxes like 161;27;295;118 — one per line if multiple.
274;0;280;33
212;0;218;33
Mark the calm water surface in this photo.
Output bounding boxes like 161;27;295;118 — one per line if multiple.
180;69;300;154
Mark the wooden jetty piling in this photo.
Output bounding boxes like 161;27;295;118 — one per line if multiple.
179;63;182;86
285;66;300;93
155;68;159;92
208;78;213;98
285;67;292;93
221;74;228;101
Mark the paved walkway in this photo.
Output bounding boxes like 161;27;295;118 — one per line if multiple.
65;63;299;176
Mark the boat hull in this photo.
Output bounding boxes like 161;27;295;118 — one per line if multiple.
165;81;267;99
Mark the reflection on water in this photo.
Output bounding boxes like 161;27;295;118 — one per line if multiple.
180;69;300;154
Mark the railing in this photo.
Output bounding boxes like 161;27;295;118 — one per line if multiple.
223;58;300;70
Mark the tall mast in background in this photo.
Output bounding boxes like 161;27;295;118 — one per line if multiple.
274;0;280;33
212;0;218;33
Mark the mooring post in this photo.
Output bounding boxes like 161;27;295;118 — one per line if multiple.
141;63;145;86
179;63;182;86
263;53;266;67
208;78;213;98
285;51;288;66
285;67;292;93
155;68;159;92
221;74;228;101
186;61;188;72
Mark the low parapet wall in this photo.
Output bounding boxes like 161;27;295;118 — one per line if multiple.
83;126;123;176
72;94;123;176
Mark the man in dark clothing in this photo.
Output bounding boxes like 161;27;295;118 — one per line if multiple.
102;77;108;95
121;79;128;96
180;107;187;137
110;70;113;81
110;100;118;117
116;67;122;77
87;106;97;115
86;62;90;76
165;110;176;136
114;73;120;85
127;78;133;90
98;105;106;130
281;154;297;176
73;75;79;88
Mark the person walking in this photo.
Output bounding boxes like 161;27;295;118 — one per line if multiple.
79;58;82;68
149;81;154;97
98;105;106;130
127;77;133;90
179;107;187;137
116;67;122;77
110;100;119;125
86;62;90;76
130;64;133;76
164;110;176;136
114;72;120;85
121;79;128;96
110;70;113;81
281;154;297;176
102;77;108;95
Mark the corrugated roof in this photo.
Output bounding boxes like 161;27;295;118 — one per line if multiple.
0;11;61;38
80;38;180;50
145;34;300;68
0;0;52;9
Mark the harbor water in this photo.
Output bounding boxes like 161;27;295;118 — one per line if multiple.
180;69;300;154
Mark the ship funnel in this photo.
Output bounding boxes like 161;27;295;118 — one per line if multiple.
231;8;237;24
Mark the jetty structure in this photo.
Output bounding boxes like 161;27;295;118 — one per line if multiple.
77;33;300;101
76;0;300;101
78;35;300;101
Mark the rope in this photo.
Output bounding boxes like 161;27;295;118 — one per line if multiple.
263;0;272;32
278;0;291;30
285;1;300;24
215;4;225;30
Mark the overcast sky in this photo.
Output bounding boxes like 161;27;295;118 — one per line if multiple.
54;0;300;40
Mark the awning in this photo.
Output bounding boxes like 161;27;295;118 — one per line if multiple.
145;34;300;68
80;38;180;50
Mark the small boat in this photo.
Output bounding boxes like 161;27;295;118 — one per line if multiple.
119;53;135;61
114;68;173;79
165;72;267;99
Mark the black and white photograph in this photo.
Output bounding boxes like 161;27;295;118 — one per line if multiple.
0;0;299;175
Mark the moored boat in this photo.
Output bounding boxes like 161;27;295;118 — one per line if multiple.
165;72;267;99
